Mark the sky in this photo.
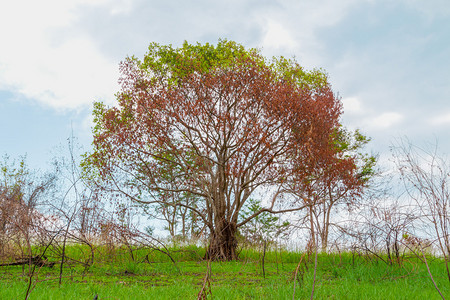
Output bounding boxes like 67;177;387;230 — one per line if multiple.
1;0;450;171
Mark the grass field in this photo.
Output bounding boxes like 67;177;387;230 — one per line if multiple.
0;245;449;299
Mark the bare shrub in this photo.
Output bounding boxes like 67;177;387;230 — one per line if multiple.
0;155;57;263
393;139;450;282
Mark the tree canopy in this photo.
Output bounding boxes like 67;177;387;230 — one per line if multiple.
83;40;351;260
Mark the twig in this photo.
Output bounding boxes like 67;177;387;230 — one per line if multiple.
403;237;445;300
197;259;212;300
262;240;266;279
420;246;445;300
292;252;307;300
310;233;319;300
25;230;60;300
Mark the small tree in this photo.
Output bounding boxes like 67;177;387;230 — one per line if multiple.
238;198;290;246
83;40;344;260
138;151;202;241
303;128;376;252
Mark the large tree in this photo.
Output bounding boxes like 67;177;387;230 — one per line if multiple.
83;40;343;260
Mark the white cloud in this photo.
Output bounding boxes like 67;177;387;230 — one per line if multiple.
401;0;450;19
341;97;363;114
255;0;368;66
262;20;297;51
0;0;118;110
369;112;404;130
108;0;135;15
430;112;450;125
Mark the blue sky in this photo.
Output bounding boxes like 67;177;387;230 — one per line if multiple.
1;0;449;170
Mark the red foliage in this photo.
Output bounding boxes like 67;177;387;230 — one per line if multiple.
87;51;344;260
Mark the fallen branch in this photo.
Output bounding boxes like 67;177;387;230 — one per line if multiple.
0;256;55;268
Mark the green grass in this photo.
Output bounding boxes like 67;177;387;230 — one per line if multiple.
0;245;449;299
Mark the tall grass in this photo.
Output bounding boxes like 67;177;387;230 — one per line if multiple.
0;245;448;299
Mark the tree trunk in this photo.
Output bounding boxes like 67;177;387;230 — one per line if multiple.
308;206;315;260
321;230;328;253
206;218;238;261
321;206;331;253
